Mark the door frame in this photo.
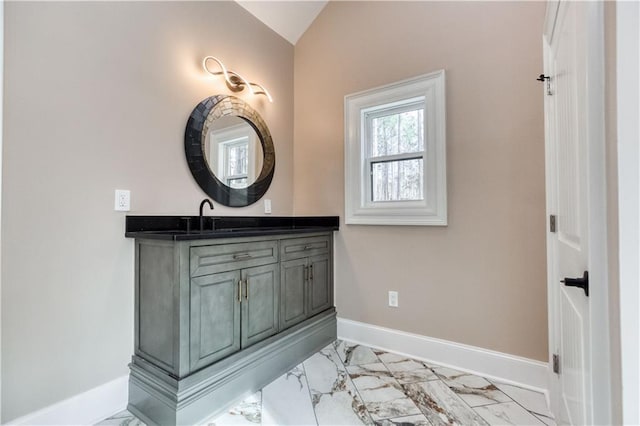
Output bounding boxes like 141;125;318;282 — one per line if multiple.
616;1;640;424
543;1;612;424
0;0;5;420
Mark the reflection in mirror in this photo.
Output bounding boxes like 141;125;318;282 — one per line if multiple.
204;116;264;189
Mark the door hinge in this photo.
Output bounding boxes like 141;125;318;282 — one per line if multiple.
553;353;560;374
537;74;552;95
550;215;557;233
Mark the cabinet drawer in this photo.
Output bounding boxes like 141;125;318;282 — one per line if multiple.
280;235;331;261
191;240;278;277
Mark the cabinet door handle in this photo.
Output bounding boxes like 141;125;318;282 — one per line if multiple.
233;253;252;260
237;280;242;302
309;264;314;281
244;279;249;300
304;265;309;282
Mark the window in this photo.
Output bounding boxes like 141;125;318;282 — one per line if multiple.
220;137;249;188
345;70;447;225
207;120;260;189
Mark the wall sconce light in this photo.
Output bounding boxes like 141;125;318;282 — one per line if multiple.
203;56;273;103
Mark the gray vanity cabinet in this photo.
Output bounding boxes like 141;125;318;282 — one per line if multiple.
190;263;279;371
279;235;333;330
280;258;308;329
189;242;279;371
130;231;336;426
240;263;279;348
190;271;241;371
308;254;332;316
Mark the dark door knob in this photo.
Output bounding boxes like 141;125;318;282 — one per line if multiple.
561;271;589;297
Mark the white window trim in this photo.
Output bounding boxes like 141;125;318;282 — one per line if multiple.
344;70;447;226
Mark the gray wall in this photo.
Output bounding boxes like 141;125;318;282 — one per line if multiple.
1;2;293;421
294;1;549;361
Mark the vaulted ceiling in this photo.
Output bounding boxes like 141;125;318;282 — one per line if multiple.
236;1;328;44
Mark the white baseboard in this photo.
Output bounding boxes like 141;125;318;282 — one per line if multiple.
337;317;549;393
7;376;128;426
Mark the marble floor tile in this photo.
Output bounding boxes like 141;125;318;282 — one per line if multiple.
313;389;372;425
474;401;545;425
358;387;423;421
432;367;510;407
304;345;356;394
489;382;553;419
96;410;146;426
533;413;557;426
335;339;380;366
377;352;428;368
208;392;262;425
347;363;399;389
377;352;438;384
373;414;431;426
403;380;488;426
261;365;317;426
348;363;422;421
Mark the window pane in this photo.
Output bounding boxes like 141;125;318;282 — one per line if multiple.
371;158;424;202
227;143;248;176
371;108;424;157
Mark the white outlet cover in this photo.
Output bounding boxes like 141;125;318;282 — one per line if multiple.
115;189;130;211
264;199;272;214
388;291;398;307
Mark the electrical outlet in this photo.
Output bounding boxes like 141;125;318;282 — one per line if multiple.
115;189;130;211
264;199;272;214
388;291;398;308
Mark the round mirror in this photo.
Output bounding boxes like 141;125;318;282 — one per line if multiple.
185;95;275;207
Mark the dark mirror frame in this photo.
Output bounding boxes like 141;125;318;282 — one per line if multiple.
185;95;275;207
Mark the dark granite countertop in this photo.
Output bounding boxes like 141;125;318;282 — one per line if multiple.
125;215;339;241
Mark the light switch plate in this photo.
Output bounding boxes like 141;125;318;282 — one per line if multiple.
115;189;130;211
264;199;272;214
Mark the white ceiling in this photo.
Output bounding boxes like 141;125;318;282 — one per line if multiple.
235;1;328;45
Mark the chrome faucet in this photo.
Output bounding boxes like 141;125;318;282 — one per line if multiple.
199;199;214;231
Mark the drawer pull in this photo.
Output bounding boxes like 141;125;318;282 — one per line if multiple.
304;245;313;250
233;253;252;260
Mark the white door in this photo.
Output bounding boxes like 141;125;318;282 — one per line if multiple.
543;1;610;424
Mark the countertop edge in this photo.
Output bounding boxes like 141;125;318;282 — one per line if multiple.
125;215;339;241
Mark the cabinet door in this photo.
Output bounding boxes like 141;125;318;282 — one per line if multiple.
190;271;241;371
280;258;308;330
241;263;279;348
308;254;332;317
